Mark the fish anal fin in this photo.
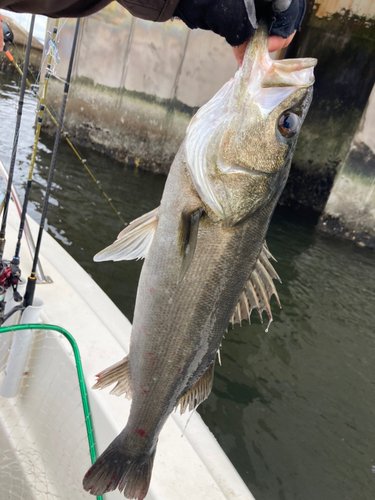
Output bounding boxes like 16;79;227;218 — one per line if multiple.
178;207;203;282
230;241;281;329
177;362;215;414
92;356;132;399
94;207;159;262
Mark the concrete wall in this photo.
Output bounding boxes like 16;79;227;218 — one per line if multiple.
319;84;375;247
280;0;375;212
40;1;375;248
42;5;237;173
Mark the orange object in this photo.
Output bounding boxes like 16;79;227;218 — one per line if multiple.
5;50;13;61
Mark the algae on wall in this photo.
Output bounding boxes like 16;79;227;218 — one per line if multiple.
44;76;194;174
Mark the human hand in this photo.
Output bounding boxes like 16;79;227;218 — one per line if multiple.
232;31;296;66
175;0;305;66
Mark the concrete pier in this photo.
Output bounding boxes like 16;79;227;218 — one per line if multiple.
319;84;375;248
281;0;375;213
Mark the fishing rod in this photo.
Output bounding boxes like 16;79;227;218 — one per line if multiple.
23;18;81;309
0;18;62;324
0;19;61;325
3;43;126;227
0;17;34;259
11;19;60;267
0;16;35;320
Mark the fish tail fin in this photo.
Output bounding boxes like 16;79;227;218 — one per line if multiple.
83;437;156;499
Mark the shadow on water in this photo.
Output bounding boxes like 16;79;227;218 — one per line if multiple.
1;74;375;500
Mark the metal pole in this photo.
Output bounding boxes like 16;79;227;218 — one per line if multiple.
24;19;81;308
0;15;35;260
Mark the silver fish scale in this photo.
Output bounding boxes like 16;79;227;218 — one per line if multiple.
124;145;279;453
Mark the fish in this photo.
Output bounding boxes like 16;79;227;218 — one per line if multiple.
83;26;316;500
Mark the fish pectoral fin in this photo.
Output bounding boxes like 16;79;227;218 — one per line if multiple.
177;361;215;414
93;207;159;262
92;356;132;399
230;241;282;331
178;207;203;282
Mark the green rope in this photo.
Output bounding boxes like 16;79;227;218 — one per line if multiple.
0;323;103;500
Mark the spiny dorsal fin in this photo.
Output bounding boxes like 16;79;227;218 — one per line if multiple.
178;208;203;282
230;242;281;331
92;356;132;399
94;207;159;262
177;362;215;414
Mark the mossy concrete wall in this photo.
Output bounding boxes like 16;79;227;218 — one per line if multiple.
41;1;375;234
319;84;375;248
280;0;375;212
41;7;237;173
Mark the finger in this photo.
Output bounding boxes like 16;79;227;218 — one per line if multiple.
233;30;296;66
232;42;248;67
267;32;296;53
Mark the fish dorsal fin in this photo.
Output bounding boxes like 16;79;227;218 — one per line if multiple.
92;356;132;399
230;242;281;331
178;208;203;282
94;207;159;262
177;362;215;414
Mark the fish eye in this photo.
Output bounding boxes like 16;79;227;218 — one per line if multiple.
277;112;300;139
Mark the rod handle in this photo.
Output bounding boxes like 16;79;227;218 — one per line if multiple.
23;276;36;308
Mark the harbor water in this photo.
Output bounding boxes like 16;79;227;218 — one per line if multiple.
0;71;374;500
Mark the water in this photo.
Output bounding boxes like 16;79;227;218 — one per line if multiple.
1;72;375;500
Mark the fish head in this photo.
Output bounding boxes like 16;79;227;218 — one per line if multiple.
186;27;317;227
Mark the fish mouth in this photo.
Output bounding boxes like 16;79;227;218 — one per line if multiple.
238;25;317;94
261;58;317;89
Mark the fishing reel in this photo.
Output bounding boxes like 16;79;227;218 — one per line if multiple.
2;20;14;51
0;259;22;301
0;259;23;324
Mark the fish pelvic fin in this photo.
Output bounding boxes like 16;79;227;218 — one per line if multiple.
177;361;215;414
92;356;132;399
94;207;159;262
230;241;281;331
178;207;204;282
83;437;156;499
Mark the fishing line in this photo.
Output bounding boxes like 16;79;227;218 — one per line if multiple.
0;15;35;262
4;44;126;227
24;18;81;309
